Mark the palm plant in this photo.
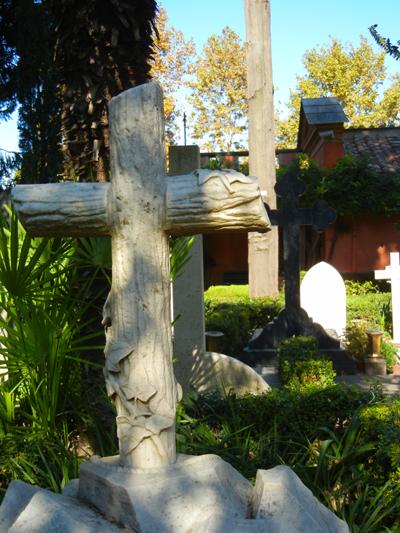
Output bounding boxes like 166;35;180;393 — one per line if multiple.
294;418;400;532
0;206;105;494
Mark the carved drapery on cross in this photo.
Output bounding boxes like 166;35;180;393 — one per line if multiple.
12;82;270;469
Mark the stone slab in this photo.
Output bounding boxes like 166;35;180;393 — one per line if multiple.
169;144;206;397
191;352;270;396
0;480;41;532
252;466;349;532
1;481;124;533
79;453;253;533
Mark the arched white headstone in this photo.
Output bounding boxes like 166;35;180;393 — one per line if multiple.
300;261;346;337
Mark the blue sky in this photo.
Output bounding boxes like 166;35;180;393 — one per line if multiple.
0;0;399;151
160;0;399;104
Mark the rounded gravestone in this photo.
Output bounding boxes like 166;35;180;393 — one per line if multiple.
300;261;346;338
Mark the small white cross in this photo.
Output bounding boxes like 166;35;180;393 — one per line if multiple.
375;252;400;343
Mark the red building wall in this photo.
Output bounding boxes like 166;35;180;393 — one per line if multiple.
203;232;248;287
324;214;400;274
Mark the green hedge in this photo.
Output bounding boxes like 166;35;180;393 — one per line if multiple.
204;284;395;366
347;293;391;332
204;285;283;356
277;336;336;389
178;384;382;473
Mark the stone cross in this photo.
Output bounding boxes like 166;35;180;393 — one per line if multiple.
11;82;269;470
266;171;336;321
375;251;400;344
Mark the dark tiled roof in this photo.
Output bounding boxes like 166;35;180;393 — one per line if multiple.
343;128;400;174
301;97;349;125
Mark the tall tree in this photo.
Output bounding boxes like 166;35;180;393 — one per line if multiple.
277;37;400;148
188;27;247;151
150;8;195;144
0;0;61;184
0;0;159;183
51;0;157;182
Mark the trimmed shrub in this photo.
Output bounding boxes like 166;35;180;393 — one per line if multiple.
345;279;381;296
277;336;336;389
277;335;318;362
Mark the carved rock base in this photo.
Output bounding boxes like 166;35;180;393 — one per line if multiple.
0;480;121;532
79;453;252;532
0;456;349;533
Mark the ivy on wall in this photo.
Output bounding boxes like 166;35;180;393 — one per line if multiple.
278;154;400;217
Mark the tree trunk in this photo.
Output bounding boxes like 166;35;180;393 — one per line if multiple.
245;0;279;297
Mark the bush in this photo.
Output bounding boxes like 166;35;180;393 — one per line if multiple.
344;321;397;373
204;285;283;356
347;293;391;332
381;341;398;374
277;335;318;361
277;336;336;389
177;385;400;531
344;320;370;361
345;279;381;296
358;398;400;471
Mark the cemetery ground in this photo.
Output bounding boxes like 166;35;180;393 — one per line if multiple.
0;215;399;531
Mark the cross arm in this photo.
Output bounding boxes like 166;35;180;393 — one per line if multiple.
12;169;270;237
165;169;270;236
12;182;112;236
266;200;335;232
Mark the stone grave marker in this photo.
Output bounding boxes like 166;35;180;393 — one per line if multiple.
375;251;400;344
245;171;338;354
1;83;348;533
267;171;336;322
300;261;346;338
169;145;206;396
11;82;269;469
245;171;357;374
169;145;269;397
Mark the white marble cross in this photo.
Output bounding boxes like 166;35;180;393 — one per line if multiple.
11;82;270;469
375;252;400;343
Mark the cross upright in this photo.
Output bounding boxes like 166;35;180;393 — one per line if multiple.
267;171;336;322
375;251;400;344
12;82;270;470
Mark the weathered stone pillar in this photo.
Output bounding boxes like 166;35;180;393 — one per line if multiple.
169;145;206;395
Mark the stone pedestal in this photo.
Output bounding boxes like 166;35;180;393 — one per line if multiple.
365;356;387;376
79;454;252;533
